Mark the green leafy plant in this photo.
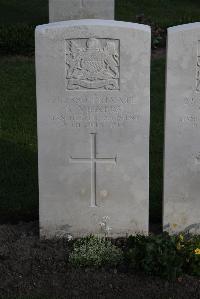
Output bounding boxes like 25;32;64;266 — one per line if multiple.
125;233;200;279
69;235;123;268
125;233;184;280
69;233;200;278
181;235;200;276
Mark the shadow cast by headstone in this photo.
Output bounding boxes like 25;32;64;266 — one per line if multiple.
0;138;38;224
149;57;166;233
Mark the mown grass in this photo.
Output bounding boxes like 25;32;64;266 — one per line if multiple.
150;57;165;223
0;55;165;223
0;0;199;26
2;297;60;299
0;57;38;222
2;297;59;299
0;0;48;25
116;0;200;27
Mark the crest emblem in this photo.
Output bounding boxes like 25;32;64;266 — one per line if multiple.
66;38;120;90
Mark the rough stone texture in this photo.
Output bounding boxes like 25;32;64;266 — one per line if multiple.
35;20;150;238
163;23;200;235
49;0;115;22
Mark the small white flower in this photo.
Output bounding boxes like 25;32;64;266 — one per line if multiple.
67;234;73;241
99;221;106;227
99;216;112;236
102;216;110;222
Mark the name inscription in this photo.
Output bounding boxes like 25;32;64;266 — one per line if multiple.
52;95;141;129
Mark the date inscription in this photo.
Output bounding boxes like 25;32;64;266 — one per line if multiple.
52;95;141;129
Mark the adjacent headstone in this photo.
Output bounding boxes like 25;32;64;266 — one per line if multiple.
164;23;200;235
49;0;115;22
36;20;151;238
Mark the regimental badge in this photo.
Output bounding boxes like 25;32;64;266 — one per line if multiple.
66;38;120;90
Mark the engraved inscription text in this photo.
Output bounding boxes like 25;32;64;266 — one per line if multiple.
53;95;140;129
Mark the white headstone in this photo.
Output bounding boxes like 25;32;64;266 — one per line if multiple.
49;0;115;22
164;23;200;235
36;20;151;238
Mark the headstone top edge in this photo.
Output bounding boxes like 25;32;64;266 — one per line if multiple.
35;19;150;33
168;22;200;33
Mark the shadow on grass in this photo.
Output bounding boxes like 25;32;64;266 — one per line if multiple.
0;138;38;223
149;57;166;229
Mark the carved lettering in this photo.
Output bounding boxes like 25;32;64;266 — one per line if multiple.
179;115;200;127
52;95;140;129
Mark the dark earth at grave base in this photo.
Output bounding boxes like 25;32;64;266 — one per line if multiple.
0;222;200;299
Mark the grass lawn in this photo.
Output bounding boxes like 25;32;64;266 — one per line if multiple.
3;298;50;299
0;57;38;222
3;298;61;299
0;0;199;26
2;298;60;299
150;57;165;223
116;0;200;27
0;55;165;223
0;0;48;25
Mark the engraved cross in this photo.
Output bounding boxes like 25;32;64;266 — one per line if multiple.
69;133;117;207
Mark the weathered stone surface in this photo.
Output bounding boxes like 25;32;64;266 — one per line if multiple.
49;0;115;22
164;23;200;235
35;20;150;238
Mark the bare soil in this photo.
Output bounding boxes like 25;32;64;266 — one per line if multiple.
0;222;200;299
